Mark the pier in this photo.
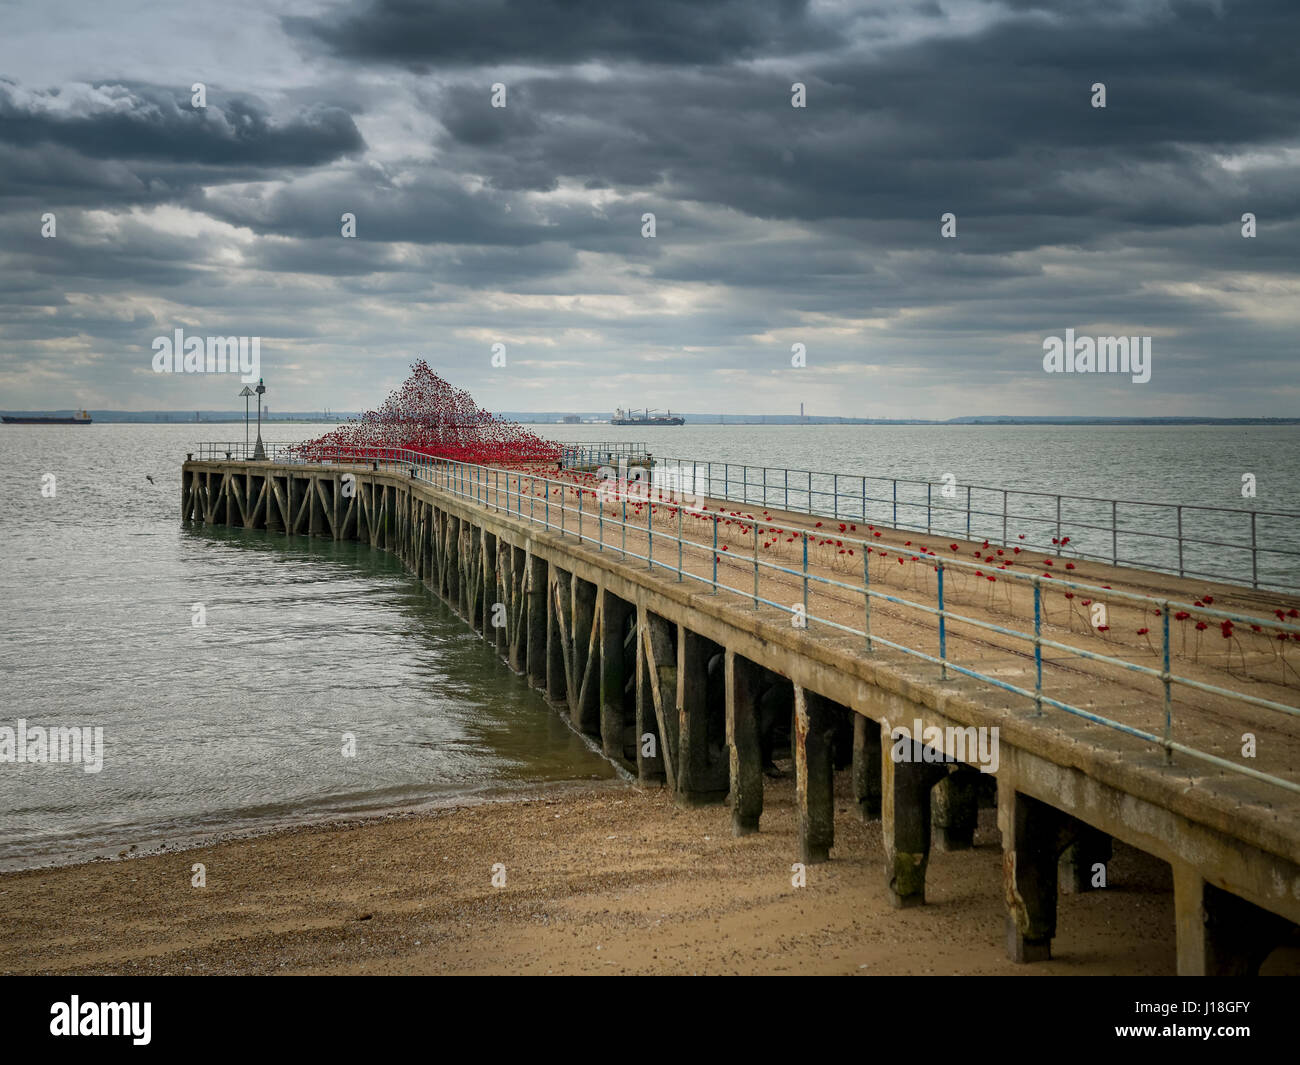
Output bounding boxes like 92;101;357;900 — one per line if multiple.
182;443;1300;975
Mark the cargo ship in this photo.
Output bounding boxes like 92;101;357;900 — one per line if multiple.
611;407;684;426
2;410;93;425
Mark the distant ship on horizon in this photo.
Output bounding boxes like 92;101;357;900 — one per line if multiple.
611;407;685;426
2;410;93;425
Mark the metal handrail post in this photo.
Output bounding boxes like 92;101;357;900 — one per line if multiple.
801;533;809;622
1162;604;1173;764
712;513;718;590
1033;581;1043;716
863;548;872;651
937;561;947;680
677;504;683;580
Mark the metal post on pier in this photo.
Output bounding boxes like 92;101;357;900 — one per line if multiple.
1162;604;1173;764
1033;580;1043;716
937;562;947;680
712;514;718;590
681;507;691;587
801;533;809;622
863;547;872;652
1251;511;1258;588
1176;506;1184;577
1112;500;1118;565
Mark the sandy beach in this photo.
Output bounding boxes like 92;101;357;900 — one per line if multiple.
8;773;1288;976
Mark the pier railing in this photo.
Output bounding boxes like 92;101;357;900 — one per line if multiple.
193;443;1300;797
552;444;1300;594
559;442;648;468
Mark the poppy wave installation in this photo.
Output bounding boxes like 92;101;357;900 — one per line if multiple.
295;360;561;467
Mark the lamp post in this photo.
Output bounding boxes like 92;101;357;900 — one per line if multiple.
239;385;254;456
253;378;267;460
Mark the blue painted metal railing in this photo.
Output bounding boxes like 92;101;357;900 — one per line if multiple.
552;442;1300;594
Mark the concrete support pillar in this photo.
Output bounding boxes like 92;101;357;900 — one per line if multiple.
509;546;527;673
460;523;474;621
635;608;674;786
1059;825;1113;894
999;780;1071;962
599;591;631;762
676;629;724;806
932;766;980;851
472;527;485;631
573;580;600;737
1173;865;1293;976
882;724;949;907
288;477;301;535
434;509;443;590
445;516;461;614
525;553;547;688
482;531;498;645
265;477;282;533
425;509;436;587
725;650;764;835
429;501;439;584
793;686;837;863
546;564;569;704
850;714;881;821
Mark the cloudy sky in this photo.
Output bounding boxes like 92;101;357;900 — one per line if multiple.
1;0;1297;418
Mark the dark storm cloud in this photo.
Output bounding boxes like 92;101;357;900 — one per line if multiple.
287;0;842;68
412;11;1300;249
0;80;366;217
0;81;364;165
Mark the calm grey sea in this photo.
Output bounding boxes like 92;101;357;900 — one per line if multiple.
1;421;1296;869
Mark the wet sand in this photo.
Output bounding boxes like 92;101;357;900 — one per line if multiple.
11;772;1289;977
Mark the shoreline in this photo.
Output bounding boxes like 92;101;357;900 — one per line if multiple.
0;777;623;875
7;775;1292;976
